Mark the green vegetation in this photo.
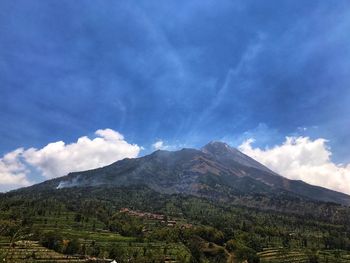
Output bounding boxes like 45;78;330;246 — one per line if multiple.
1;186;350;262
258;247;350;263
0;240;85;263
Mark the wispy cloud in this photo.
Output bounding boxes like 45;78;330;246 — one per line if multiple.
188;33;266;135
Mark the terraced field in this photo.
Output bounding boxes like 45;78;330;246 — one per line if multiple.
0;239;188;262
1;240;189;262
0;209;191;262
2;193;349;262
0;240;87;262
258;247;350;263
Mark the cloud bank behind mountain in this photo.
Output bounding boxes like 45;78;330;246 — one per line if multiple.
0;129;140;191
239;136;350;195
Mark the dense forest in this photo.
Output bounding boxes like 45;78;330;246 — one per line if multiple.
1;185;350;262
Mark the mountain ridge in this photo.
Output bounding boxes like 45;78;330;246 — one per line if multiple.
21;141;350;206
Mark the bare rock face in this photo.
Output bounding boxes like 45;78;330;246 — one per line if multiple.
201;141;274;173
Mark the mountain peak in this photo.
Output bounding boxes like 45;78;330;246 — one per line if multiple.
202;140;273;173
205;140;231;148
202;141;239;155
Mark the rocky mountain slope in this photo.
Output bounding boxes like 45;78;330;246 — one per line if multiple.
26;141;350;206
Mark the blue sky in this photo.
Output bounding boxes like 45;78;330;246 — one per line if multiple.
1;1;350;190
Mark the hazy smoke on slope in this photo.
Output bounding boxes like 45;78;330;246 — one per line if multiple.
56;175;83;189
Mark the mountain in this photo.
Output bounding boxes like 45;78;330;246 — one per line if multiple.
3;141;350;263
28;141;350;206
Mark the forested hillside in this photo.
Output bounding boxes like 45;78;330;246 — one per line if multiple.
1;186;350;262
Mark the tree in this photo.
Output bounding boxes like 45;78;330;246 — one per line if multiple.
307;250;319;263
74;213;82;223
109;246;127;262
226;239;238;252
40;231;63;252
64;239;80;255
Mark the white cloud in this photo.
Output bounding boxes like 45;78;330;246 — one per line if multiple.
0;149;31;192
151;140;187;151
152;140;168;150
0;129;141;191
239;136;350;195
